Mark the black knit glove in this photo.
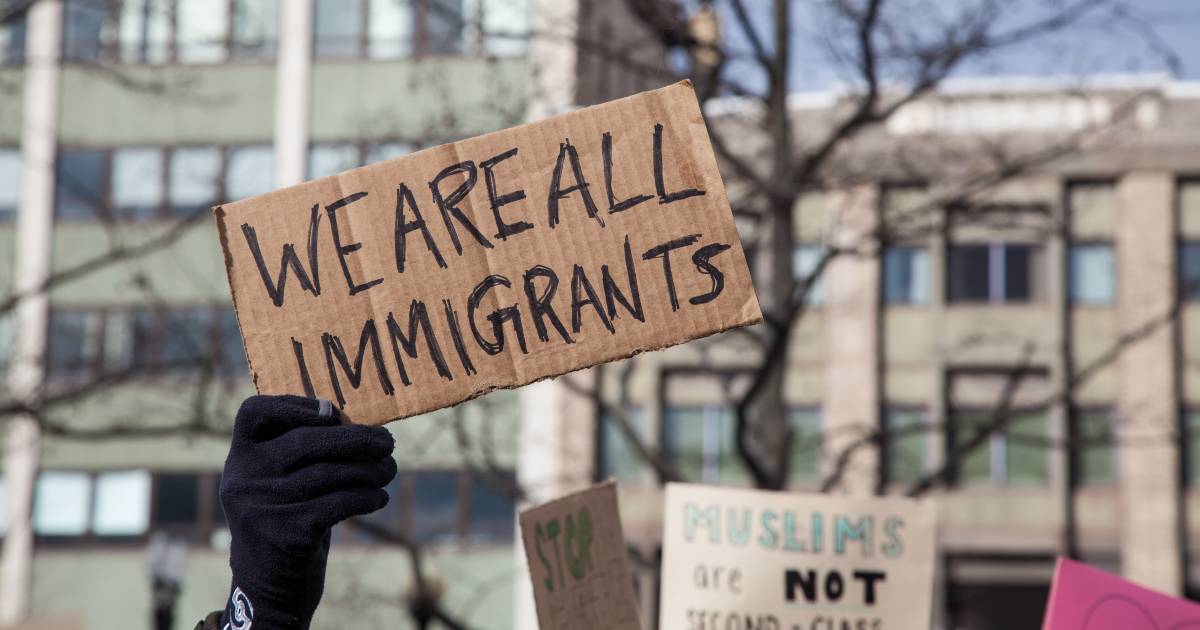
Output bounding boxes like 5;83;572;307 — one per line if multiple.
218;395;396;630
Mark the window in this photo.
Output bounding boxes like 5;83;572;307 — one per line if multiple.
46;305;246;382
153;474;201;529
111;147;164;219
55;149;106;220
883;246;929;304
232;0;279;59
225;145;274;201
789;407;822;483
1186;410;1200;488
47;309;100;380
308;143;361;180
315;0;523;59
169;147;221;217
951;409;1047;486
33;471;92;536
598;407;646;482
1068;244;1115;305
466;474;515;544
92;470;151;536
1075;408;1115;486
480;0;528;56
793;244;825;306
56;145;245;221
947;243;1038;303
661;406;747;485
411;470;460;544
0;6;26;64
1181;243;1200;301
62;0;278;63
884;407;926;485
0;149;18;221
334;468;515;546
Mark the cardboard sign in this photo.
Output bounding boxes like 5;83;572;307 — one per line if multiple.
1042;557;1200;629
215;80;761;425
660;483;937;630
519;481;642;630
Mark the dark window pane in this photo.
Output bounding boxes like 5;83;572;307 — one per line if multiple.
1076;409;1114;486
1006;411;1047;485
884;408;925;485
661;407;705;482
953;411;991;485
948;245;989;302
1003;244;1032;302
154;474;200;527
788;408;822;483
231;0;278;59
1;9;26;64
130;309;160;369
884;247;929;304
411;471;459;544
217;308;247;378
56;150;106;219
314;0;362;57
161;308;213;374
467;475;514;544
1181;244;1200;301
47;310;92;379
0;149;18;221
424;0;463;55
63;0;110;61
598;408;644;481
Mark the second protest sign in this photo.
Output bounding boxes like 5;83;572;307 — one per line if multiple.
660;483;937;630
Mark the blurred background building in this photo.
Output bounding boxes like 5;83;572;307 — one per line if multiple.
0;1;1198;630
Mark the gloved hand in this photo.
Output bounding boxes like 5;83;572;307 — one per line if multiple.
218;395;397;630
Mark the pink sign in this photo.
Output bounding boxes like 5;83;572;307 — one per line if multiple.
1043;557;1200;630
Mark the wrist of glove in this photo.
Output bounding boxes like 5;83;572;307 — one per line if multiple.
218;395;396;629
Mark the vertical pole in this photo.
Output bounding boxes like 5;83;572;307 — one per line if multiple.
0;0;63;623
273;0;313;188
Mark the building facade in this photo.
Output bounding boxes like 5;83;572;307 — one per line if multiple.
587;78;1200;629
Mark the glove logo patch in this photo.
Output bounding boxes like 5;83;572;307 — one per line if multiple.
226;587;254;630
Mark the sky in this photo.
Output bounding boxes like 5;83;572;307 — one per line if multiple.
714;0;1200;93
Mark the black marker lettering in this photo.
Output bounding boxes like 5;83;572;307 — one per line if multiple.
326;191;383;296
603;131;652;214
481;147;533;240
394;183;447;272
689;242;732;305
653;123;706;204
321;318;394;408
241;203;322;307
467;275;528;355
547;138;603;229
430;161;493;255
642;233;701;311
386;300;453;386
570;264;614;334
523;265;574;344
291;337;316;398
601;235;645;322
443;299;477;376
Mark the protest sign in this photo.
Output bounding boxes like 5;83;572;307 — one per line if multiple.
519;481;642;630
215;80;761;425
660;483;937;630
1042;557;1200;629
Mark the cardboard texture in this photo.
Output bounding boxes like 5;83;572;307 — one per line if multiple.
659;483;937;630
215;80;761;425
519;481;642;630
1042;557;1200;629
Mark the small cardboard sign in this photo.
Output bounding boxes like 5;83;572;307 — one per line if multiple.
1042;557;1200;629
660;483;937;630
215;81;761;425
519;481;642;630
